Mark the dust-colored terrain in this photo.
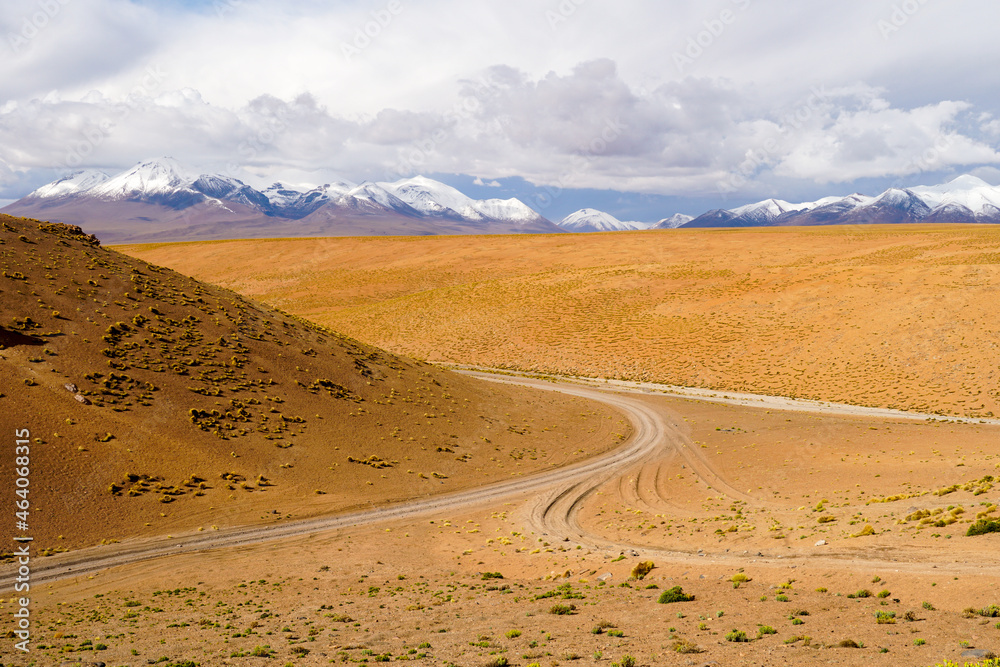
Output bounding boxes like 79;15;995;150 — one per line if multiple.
121;225;1000;419
0;214;623;553
5;383;998;667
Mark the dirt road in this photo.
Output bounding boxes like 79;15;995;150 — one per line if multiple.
3;370;995;590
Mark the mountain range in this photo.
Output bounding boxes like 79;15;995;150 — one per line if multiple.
682;175;1000;228
1;158;561;242
3;160;999;242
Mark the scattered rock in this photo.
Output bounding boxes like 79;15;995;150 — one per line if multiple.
815;540;827;546
597;572;613;582
962;649;995;659
74;394;91;405
63;383;77;392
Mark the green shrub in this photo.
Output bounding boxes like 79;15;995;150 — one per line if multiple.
549;603;576;615
657;586;694;604
757;626;777;637
725;629;749;643
482;572;504;580
967;519;1000;536
877;589;891;598
505;629;521;639
776;594;789;602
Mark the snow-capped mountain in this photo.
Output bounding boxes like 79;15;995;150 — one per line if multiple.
22;170;110;200
377;175;550;226
682;175;1000;228
652;213;694;229
558;208;648;232
2;159;561;242
685;198;810;228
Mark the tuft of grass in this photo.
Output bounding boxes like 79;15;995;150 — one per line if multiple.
671;638;703;654
875;611;896;624
630;561;654;580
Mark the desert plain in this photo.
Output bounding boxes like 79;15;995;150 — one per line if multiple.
1;221;999;667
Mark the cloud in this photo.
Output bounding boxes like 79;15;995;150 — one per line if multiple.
474;177;501;187
3;1;1000;200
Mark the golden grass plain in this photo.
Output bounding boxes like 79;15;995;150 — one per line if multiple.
120;224;1000;420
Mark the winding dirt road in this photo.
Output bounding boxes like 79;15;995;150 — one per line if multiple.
3;370;996;590
0;374;669;590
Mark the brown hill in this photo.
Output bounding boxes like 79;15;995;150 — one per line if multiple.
120;225;1000;419
0;214;623;553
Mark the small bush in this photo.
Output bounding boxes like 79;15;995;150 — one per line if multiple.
657;586;694;604
630;561;654;580
505;629;521;639
549;603;576;615
875;611;896;624
922;601;935;611
877;589;891;598
726;629;749;643
837;639;860;648
486;657;510;667
775;594;789;602
482;571;504;580
757;625;777;637
731;573;751;588
250;646;273;657
913;638;926;646
849;589;873;599
979;604;1000;617
671;638;703;654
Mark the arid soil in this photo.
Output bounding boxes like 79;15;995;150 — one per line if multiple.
2;222;997;667
3;379;998;667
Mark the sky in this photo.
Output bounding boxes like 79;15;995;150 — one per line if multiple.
2;0;1000;221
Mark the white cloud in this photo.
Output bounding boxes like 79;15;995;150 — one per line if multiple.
3;1;1000;199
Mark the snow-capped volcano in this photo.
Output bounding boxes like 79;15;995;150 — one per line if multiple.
558;208;648;232
86;158;201;206
910;175;1000;216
